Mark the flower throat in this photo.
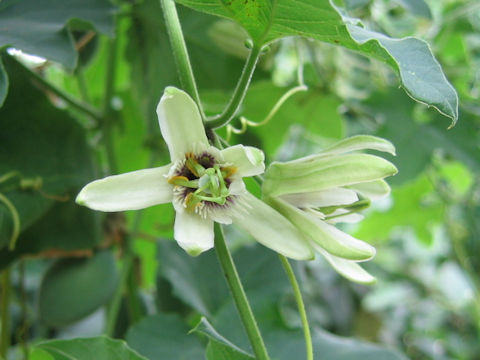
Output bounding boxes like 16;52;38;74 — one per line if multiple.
168;153;236;212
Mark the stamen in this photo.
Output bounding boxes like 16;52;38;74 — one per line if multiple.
168;176;199;188
185;153;205;177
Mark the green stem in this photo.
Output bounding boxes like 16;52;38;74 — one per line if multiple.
0;269;11;358
214;223;270;360
105;253;133;337
206;45;262;129
0;193;20;250
278;255;313;360
105;211;144;337
18;261;29;360
159;0;203;116
76;70;91;103
8;55;102;121
103;36;119;174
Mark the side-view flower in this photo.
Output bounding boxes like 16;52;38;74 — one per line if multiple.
76;87;312;259
262;135;398;284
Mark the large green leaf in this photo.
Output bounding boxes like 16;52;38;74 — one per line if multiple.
0;0;116;105
157;241;408;359
192;317;255;360
0;54;96;251
157;240;229;317
31;336;148;360
175;0;458;123
0;0;115;68
38;250;119;327
126;314;204;360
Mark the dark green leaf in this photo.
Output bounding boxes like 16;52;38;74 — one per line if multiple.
0;54;96;251
310;329;408;360
31;336;148;360
126;314;204;360
175;0;458;123
0;0;115;68
192;317;255;360
157;240;229;317
39;250;118;327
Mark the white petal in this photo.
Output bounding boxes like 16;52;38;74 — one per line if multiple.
267;197;375;261
228;179;246;195
321;135;396;156
347;179;391;200
230;192;313;260
76;166;172;211
314;244;376;284
326;210;364;224
174;211;214;256
221;145;265;177
264;154;397;198
280;188;358;208
156;87;209;162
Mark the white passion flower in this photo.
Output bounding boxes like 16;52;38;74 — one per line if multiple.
76;87;312;259
262;135;398;284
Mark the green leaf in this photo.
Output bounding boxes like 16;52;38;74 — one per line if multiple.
126;314;204;360
0;0;116;105
346;25;458;125
0;0;115;68
158;241;408;359
31;336;148;360
157;240;229;317
38;250;118;327
175;0;458;123
0;54;96;251
192;317;255;360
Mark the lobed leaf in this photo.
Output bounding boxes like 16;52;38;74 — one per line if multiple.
175;0;458;123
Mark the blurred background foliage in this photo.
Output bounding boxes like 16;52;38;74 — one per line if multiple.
0;0;479;359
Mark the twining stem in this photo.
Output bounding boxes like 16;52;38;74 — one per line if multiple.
159;0;203;116
278;255;313;360
206;45;262;129
7;55;102;121
214;223;270;360
0;269;11;358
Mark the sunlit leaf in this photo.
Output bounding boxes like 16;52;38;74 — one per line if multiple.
175;0;458;123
